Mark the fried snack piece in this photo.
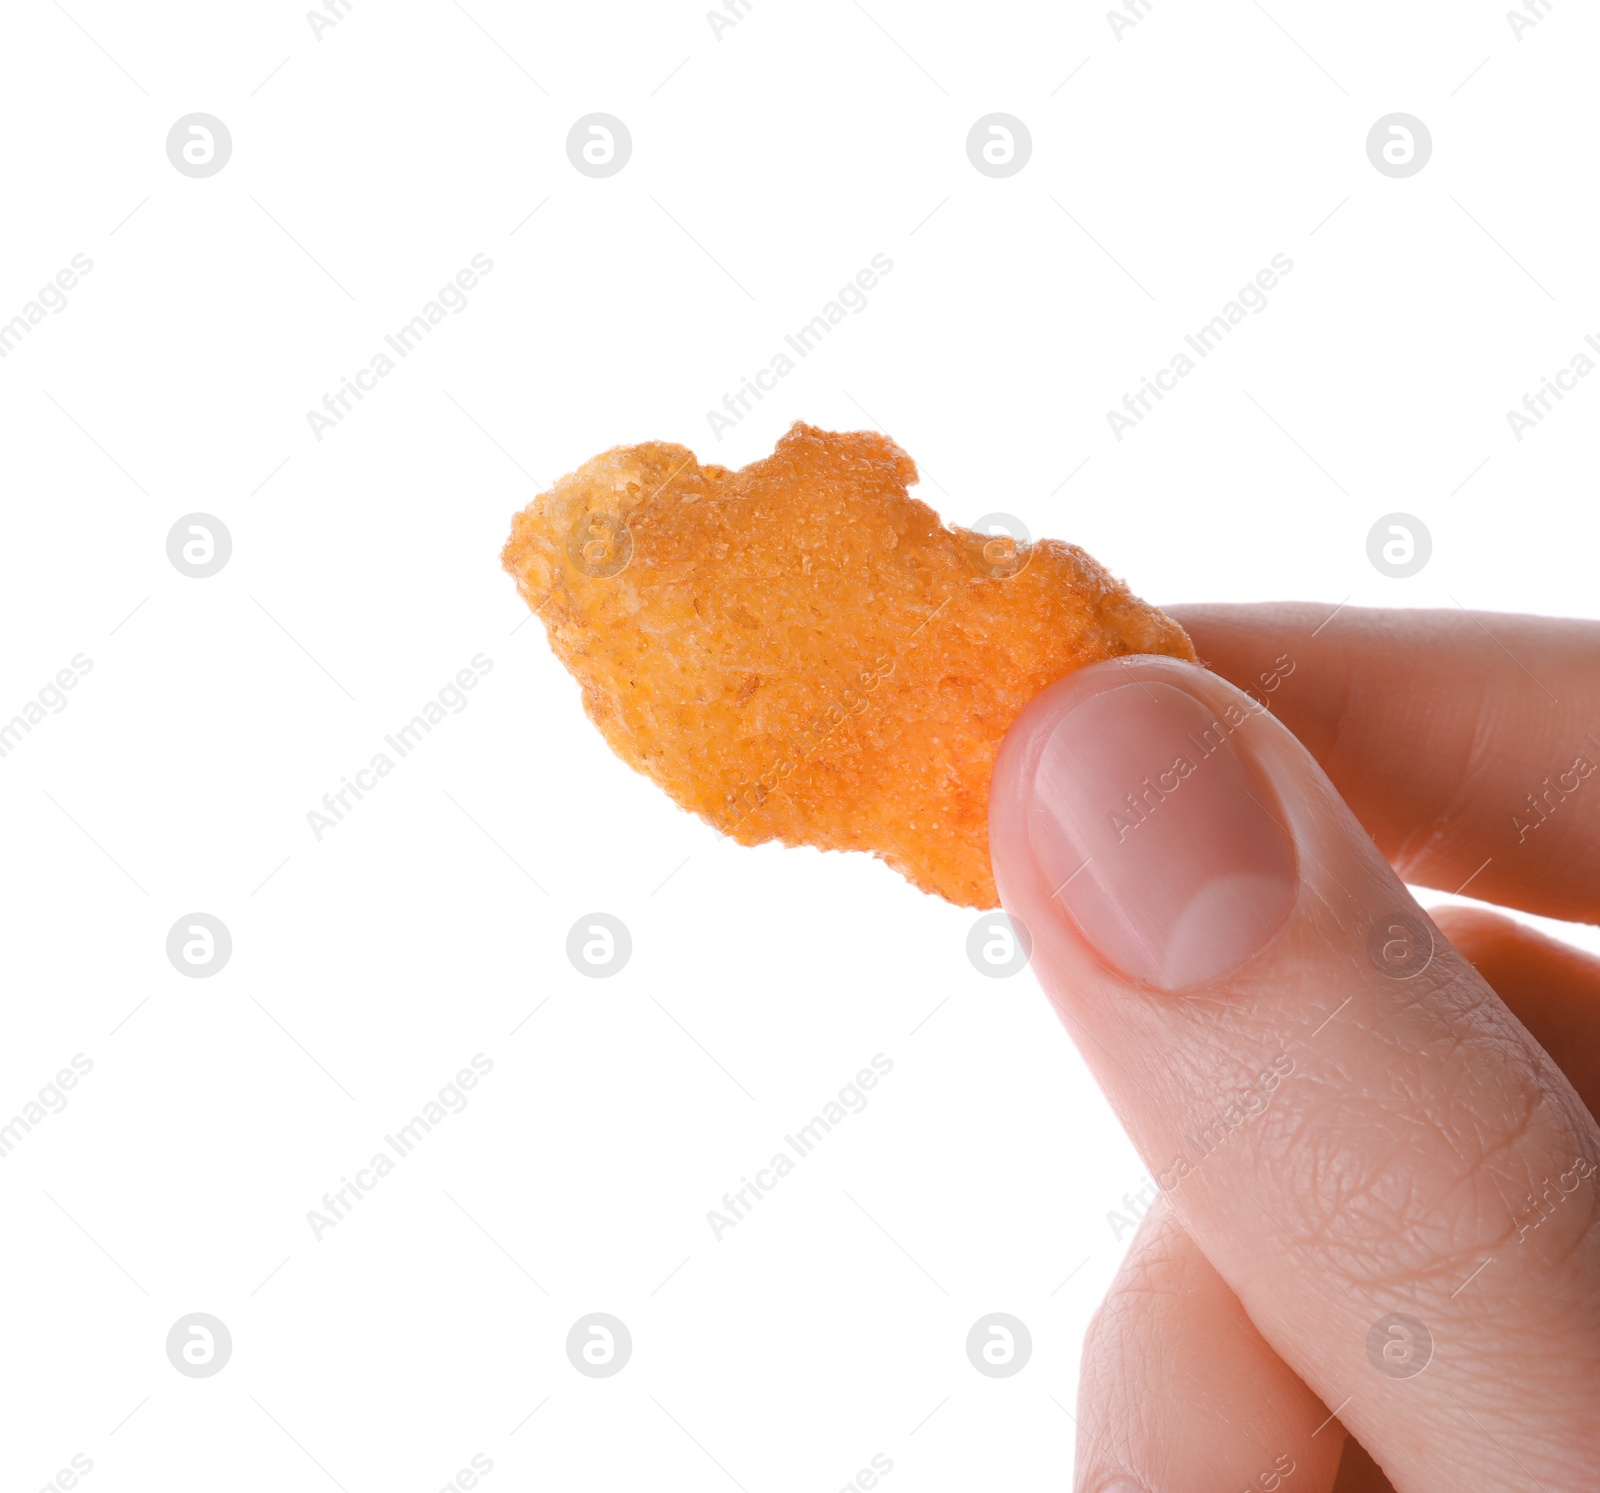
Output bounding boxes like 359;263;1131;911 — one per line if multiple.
503;422;1195;908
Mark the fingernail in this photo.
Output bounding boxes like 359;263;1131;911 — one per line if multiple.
1097;1480;1149;1493
1027;678;1297;989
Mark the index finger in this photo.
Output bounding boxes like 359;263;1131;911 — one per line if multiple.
1165;603;1600;924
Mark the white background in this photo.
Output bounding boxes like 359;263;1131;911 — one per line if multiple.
2;1;1598;1489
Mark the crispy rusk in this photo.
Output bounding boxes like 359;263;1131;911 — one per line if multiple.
503;422;1195;907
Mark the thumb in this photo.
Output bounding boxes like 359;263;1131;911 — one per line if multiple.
988;655;1600;1493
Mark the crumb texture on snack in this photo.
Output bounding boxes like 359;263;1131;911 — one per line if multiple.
502;422;1195;908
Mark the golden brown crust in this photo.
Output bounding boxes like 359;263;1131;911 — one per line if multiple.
503;422;1195;908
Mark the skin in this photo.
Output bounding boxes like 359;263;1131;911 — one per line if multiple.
987;605;1600;1493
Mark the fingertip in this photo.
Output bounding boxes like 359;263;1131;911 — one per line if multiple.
989;655;1298;992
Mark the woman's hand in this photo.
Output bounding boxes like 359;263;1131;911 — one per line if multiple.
987;604;1600;1492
